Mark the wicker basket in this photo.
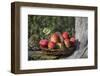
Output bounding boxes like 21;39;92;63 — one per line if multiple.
41;46;76;56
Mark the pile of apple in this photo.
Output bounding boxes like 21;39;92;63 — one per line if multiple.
39;32;76;49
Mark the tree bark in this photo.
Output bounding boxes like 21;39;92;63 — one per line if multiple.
68;17;88;59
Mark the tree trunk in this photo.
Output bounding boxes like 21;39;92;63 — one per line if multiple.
68;17;88;59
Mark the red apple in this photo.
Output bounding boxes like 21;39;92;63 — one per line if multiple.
50;32;59;43
48;41;56;49
62;32;69;39
64;39;71;48
70;37;76;46
39;39;48;48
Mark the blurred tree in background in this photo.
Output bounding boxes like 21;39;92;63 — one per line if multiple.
28;15;75;48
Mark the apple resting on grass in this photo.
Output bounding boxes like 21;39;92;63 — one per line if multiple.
62;32;69;39
64;39;71;48
48;41;56;49
50;32;59;43
70;37;76;46
39;39;48;48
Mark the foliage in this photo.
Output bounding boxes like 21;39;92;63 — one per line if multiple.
28;15;75;48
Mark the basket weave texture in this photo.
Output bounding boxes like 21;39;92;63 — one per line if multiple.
41;46;76;56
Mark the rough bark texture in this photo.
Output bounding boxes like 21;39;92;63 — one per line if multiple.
68;17;88;59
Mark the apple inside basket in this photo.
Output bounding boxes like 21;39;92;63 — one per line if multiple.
39;32;76;56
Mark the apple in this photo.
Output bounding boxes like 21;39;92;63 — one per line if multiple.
62;32;69;39
57;43;63;48
48;41;56;49
70;37;76;46
39;39;48;48
64;39;71;48
50;32;59;43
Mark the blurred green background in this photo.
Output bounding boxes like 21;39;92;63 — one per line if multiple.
28;15;75;48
